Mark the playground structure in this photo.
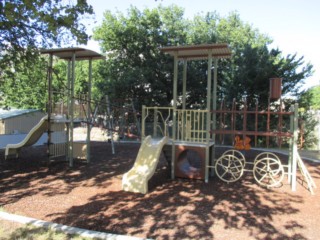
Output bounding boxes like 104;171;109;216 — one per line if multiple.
122;136;169;194
53;94;140;141
40;47;105;165
5;115;48;159
5;47;143;163
5;48;104;164
91;97;141;141
123;43;315;194
2;45;314;195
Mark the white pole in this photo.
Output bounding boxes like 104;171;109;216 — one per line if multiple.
171;53;178;180
86;59;92;163
66;61;71;161
106;95;115;154
291;103;299;191
47;53;53;160
205;50;212;183
182;60;187;110
69;52;75;167
211;58;218;178
212;58;218;140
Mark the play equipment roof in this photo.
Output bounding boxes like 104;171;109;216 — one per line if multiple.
0;108;41;120
40;47;104;60
160;43;231;60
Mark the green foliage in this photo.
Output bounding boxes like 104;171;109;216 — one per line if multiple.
94;5;188;107
93;6;313;111
0;53;48;110
0;3;314;114
299;86;320;110
0;0;94;110
298;110;319;150
0;0;93;51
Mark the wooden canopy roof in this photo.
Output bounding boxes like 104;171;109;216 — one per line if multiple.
40;47;104;60
160;43;231;60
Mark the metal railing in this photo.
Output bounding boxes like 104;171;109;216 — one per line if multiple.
142;106;210;143
141;106;174;139
176;109;210;142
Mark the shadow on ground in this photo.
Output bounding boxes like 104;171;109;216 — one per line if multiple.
0;143;319;239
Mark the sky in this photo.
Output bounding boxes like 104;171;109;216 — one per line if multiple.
82;0;320;90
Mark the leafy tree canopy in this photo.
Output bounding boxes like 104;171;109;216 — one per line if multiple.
0;4;314;113
299;85;320;110
93;5;187;107
0;0;94;109
0;0;93;52
93;5;313;110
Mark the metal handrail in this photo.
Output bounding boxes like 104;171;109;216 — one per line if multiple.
142;106;209;143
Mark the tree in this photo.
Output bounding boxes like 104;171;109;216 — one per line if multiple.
299;85;320;110
188;12;313;109
0;0;93;55
0;56;48;109
0;0;94;109
93;5;188;108
93;7;313;111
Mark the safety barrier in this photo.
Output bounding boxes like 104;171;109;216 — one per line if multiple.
141;106;210;143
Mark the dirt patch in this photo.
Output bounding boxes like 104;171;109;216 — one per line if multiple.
0;142;319;240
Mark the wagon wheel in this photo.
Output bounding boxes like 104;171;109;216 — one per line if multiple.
222;149;246;168
254;152;281;164
253;152;284;188
215;154;244;183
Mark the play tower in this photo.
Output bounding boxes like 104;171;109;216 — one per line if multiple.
146;43;232;182
134;43;315;193
126;43;314;194
40;48;104;166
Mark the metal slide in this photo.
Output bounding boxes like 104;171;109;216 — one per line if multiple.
5;115;48;159
122;135;169;194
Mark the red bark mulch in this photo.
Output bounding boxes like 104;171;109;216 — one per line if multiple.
0;142;319;240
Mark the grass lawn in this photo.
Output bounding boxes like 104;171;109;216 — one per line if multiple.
0;219;95;240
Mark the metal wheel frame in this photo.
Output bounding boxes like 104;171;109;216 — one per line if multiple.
253;152;284;188
222;149;246;168
215;154;244;183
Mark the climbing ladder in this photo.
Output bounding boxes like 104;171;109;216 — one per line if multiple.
296;151;316;194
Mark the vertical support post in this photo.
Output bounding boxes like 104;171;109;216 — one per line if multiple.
288;106;293;183
278;98;283;148
243;97;247;144
254;99;258;147
212;58;218;137
69;52;76;167
267;98;270;148
131;100;141;136
153;107;158;137
182;59;187;110
206;51;212;136
86;58;92;163
171;53;178;180
66;61;71;161
291;103;299;191
210;58;218;179
47;53;53;160
231;98;236;144
318;113;320;152
141;105;146;140
173;53;178;111
205;51;212;183
106;95;115;154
